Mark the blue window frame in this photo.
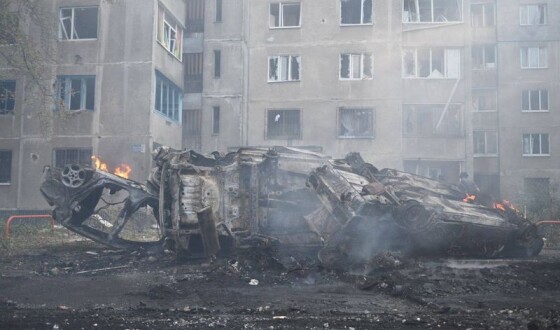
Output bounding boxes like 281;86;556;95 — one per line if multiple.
155;71;182;122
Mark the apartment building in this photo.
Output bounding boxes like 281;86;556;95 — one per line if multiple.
187;0;560;213
0;0;185;210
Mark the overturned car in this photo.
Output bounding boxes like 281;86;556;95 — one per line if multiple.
40;147;543;268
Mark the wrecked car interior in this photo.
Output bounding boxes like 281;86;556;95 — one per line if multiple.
40;147;544;269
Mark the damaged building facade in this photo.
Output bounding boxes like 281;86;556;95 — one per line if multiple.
1;0;559;215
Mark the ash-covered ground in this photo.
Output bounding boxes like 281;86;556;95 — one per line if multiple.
0;240;559;329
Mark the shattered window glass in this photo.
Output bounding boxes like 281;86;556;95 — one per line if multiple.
268;55;300;82
403;0;463;23
340;53;373;80
338;108;374;138
157;5;183;60
57;76;95;111
403;48;460;78
0;80;16;114
59;7;98;40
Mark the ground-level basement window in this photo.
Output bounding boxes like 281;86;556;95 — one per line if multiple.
338;107;374;138
53;148;92;168
523;133;549;156
57;76;95;111
155;72;182;122
0;150;12;184
0;80;16;114
266;109;301;139
59;7;98;40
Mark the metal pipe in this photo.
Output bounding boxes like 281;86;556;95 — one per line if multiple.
5;215;55;240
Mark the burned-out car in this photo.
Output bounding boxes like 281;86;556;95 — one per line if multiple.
40;147;543;268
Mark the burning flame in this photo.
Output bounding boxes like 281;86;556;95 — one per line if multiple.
463;194;476;203
91;156;132;179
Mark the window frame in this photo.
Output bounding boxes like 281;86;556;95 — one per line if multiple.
212;106;220;135
269;2;302;29
56;75;96;111
52;148;93;168
520;46;548;69
340;0;374;26
337;107;375;139
266;109;301;140
268;55;301;82
339;53;373;80
519;4;547;26
472;89;497;112
157;4;184;61
214;50;221;78
402;0;464;24
473;130;499;157
471;3;495;27
58;6;99;41
522;89;549;112
402;48;462;79
0;80;16;115
0;150;12;185
215;0;223;22
522;133;550;156
154;71;182;123
471;45;496;70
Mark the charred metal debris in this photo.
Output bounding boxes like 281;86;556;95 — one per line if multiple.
40;147;543;268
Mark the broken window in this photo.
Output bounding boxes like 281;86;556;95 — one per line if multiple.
186;0;205;33
267;109;301;139
212;106;220;134
521;47;547;69
522;89;548;112
57;76;95;111
53;148;92;168
472;45;496;69
184;53;203;93
472;89;496;112
270;2;301;28
155;71;182;122
0;13;18;45
0;150;12;184
341;0;373;25
0;80;16;114
59;7;98;40
471;3;494;27
402;48;461;78
268;55;300;82
338;108;374;138
403;104;463;137
214;50;221;78
157;5;183;60
340;53;373;80
403;0;462;23
520;4;547;25
473;131;498;156
523;133;549;156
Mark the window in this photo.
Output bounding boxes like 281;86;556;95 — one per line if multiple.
341;0;373;25
520;4;546;25
183;109;201;137
212;106;220;134
157;5;183;60
0;150;12;184
53;148;92;168
214;50;221;78
57;76;95;111
267;109;301;139
186;0;205;33
403;104;463;137
340;53;373;80
402;48;461;78
473;131;498;156
184;53;203;93
0;80;16;114
521;47;547;69
268;55;300;82
338;108;374;138
472;45;496;69
523;133;549;156
215;0;223;22
471;3;494;27
472;89;496;112
59;7;98;40
155;71;182;122
270;2;301;28
0;13;18;45
522;90;548;112
403;0;463;23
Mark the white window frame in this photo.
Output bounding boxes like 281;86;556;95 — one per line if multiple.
523;133;550;156
472;45;496;70
520;4;547;26
472;89;497;112
520;47;547;69
58;6;99;40
269;2;301;28
268;55;301;82
157;5;183;61
339;53;373;80
402;48;461;79
402;0;464;23
473;131;498;157
471;3;495;27
522;89;549;112
338;107;375;139
340;0;374;26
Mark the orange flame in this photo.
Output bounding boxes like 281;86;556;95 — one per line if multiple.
463;194;476;203
91;156;108;172
114;164;132;179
